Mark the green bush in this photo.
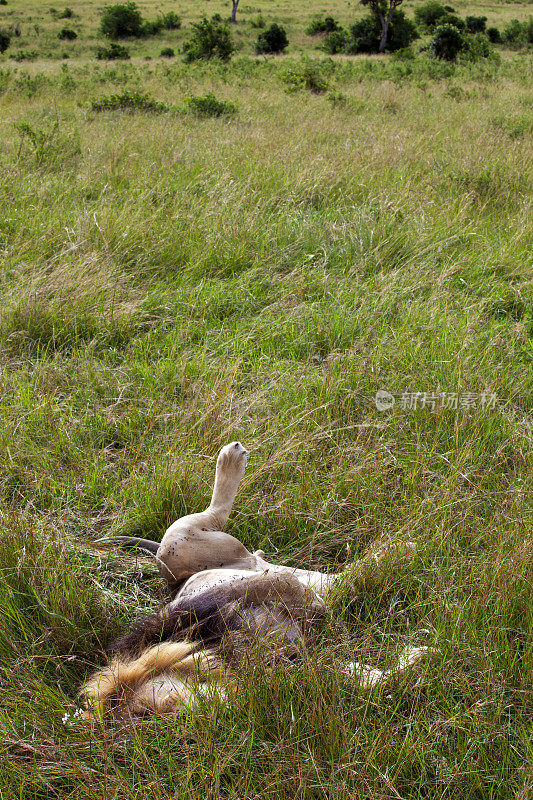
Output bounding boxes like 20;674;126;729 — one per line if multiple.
100;2;143;39
0;1;7;6
487;27;501;44
161;12;181;30
95;42;130;59
281;60;328;93
446;32;497;63
186;92;237;117
183;16;234;62
305;17;339;36
0;30;10;53
466;16;487;34
58;6;73;18
58;28;77;40
160;47;175;58
346;14;378;53
142;19;164;35
327;90;348;107
10;49;37;61
430;23;465;60
346;9;418;54
14;118;81;169
91;90;169;112
255;22;288;54
414;1;447;31
437;13;466;32
502;18;533;49
465;32;495;61
392;45;415;60
250;14;265;29
142;13;180;36
322;28;347;54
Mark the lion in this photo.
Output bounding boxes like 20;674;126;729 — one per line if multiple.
83;442;429;720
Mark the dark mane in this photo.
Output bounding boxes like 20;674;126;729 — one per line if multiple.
107;576;312;664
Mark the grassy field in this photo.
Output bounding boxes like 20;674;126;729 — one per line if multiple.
0;0;532;797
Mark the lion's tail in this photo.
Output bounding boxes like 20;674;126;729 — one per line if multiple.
95;535;160;556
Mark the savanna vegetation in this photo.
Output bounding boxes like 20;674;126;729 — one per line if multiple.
0;0;532;797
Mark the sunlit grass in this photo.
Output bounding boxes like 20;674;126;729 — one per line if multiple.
0;4;532;797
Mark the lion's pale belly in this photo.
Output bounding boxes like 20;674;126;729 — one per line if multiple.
172;562;338;604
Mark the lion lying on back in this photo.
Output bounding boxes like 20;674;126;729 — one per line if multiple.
82;443;429;719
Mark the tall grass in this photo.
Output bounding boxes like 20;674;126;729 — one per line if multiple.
0;21;531;800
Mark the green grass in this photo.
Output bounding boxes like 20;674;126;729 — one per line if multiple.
0;0;532;797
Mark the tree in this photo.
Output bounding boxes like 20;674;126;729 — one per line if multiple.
360;0;403;53
230;0;239;24
347;7;417;53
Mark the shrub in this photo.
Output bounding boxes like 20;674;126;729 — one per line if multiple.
281;60;328;92
327;91;347;107
487;27;501;44
464;32;494;61
437;13;466;32
346;14;378;53
0;30;10;53
161;12;181;30
100;2;143;39
392;45;415;60
58;6;73;18
0;1;8;5
183;16;234;62
91;90;168;112
10;49;37;61
322;28;347;54
186;92;237;117
430;23;465;60
160;47;175;58
466;16;487;34
58;28;77;40
255;22;288;54
346;9;418;54
95;42;130;59
142;19;164;35
305;17;339;36
14;118;80;169
250;14;265;29
502;19;533;49
414;1;447;31
143;13;181;36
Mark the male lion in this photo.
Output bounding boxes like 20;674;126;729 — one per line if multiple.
83;443;429;719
